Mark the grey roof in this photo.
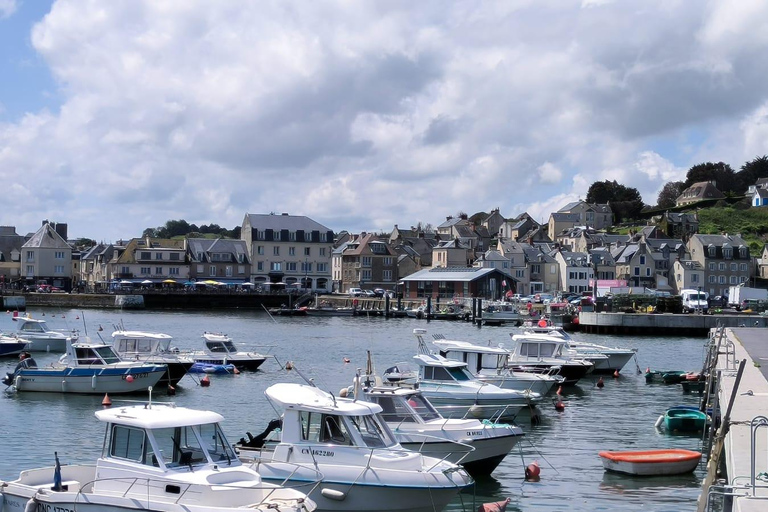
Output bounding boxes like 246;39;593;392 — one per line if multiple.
244;213;331;233
612;244;638;263
559;251;590;266
677;259;703;270
188;238;249;263
558;201;581;212
692;234;749;247
437;217;466;229
550;213;580;222
480;250;508;262
400;266;514;282
22;223;70;249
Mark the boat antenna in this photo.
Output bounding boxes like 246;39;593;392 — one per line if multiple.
81;311;88;337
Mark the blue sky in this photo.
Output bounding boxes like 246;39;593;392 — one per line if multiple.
1;0;768;242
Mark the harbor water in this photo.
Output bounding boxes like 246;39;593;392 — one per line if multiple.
0;308;709;512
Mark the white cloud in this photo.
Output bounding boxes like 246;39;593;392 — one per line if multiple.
1;0;768;240
0;0;16;19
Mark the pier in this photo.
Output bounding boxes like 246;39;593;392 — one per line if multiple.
579;312;768;336
699;327;768;510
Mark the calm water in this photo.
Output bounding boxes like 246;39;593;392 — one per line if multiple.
0;308;710;512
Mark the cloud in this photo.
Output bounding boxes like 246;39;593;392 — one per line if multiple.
0;0;16;19
1;0;768;240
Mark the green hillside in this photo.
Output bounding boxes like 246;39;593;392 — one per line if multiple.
697;206;768;253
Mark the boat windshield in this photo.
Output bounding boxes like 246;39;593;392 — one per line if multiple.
346;414;396;448
150;423;238;468
403;393;441;421
423;365;472;382
207;340;237;353
19;321;48;334
93;345;122;364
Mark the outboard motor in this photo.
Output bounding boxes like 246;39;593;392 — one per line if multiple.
2;372;14;386
240;419;282;448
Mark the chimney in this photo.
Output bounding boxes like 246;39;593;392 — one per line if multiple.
460;213;468;220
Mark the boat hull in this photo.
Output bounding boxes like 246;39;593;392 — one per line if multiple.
590;352;635;373
599;449;702;476
12;366;166;394
0;340;28;357
17;336;68;353
423;394;525;421
398;434;519;476
664;408;708;432
193;355;266;371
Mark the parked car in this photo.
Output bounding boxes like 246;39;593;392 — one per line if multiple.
709;296;727;308
348;288;364;297
36;284;62;293
373;288;386;297
362;289;376;297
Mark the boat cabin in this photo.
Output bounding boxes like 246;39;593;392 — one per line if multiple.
359;386;442;424
432;339;510;375
202;333;238;354
70;342;123;365
509;334;569;360
412;353;476;384
112;331;176;356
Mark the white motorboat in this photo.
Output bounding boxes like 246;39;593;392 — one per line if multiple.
507;333;594;385
522;326;637;373
111;330;194;387
429;335;564;396
237;382;472;512
2;339;167;394
480;301;521;325
11;315;77;352
192;332;268;370
351;372;524;476
382;329;534;421
0;401;317;512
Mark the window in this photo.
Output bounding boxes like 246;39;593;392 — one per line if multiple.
633;267;640;276
723;247;733;259
730;263;738;271
319;248;326;256
740;263;747;271
317;263;327;272
155;253;163;260
289;231;296;241
639;255;646;264
54;265;64;274
270;262;281;271
273;246;280;256
691;274;699;283
140;252;151;260
503;262;509;269
257;246;264;255
740;247;748;258
110;425;145;463
708;275;716;283
25;265;34;276
740;276;748;283
383;257;392;265
141;267;151;274
708;262;715;271
730;275;737;284
210;266;216;276
54;251;65;259
257;262;263;271
155;267;162;275
304;247;311;256
718;275;726;284
708;246;716;257
289;247;295;256
531;264;541;274
238;265;245;275
320;233;327;242
25;251;34;262
383;270;392;281
719;262;726;271
169;268;179;275
362;269;371;281
225;266;233;277
515;269;525;278
362;256;372;267
256;230;265;241
301;262;312;273
122;266;130;275
286;262;296;271
646;268;651;277
304;232;311;242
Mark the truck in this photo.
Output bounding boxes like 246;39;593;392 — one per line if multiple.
680;289;709;313
727;285;768;310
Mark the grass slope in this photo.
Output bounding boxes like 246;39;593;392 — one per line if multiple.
697;207;768;252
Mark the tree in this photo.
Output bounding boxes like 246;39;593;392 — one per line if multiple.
738;155;768;190
585;180;645;223
684;162;738;194
656;181;685;209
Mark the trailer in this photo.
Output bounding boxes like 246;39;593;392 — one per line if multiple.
727;285;768;310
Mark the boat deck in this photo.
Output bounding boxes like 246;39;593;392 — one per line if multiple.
708;328;768;510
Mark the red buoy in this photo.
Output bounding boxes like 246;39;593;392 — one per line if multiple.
597;377;604;388
125;375;134;383
200;375;211;387
525;461;541;481
477;497;512;512
554;400;565;412
233;367;240;375
102;393;112;407
613;370;620;379
646;367;651;373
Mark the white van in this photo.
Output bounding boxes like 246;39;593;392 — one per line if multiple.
681;289;709;313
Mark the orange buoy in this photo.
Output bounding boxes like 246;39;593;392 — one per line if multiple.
554;400;565;412
537;318;547;327
233;367;240;375
478;497;512;512
102;393;112;407
125;375;134;383
613;370;620;379
597;377;604;388
343;357;350;364
285;361;293;370
525;461;541;481
168;384;176;396
200;375;211;387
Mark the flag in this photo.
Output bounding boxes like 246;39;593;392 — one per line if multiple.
53;452;62;491
502;280;507;288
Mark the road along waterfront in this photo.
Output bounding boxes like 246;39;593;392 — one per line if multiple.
0;308;711;511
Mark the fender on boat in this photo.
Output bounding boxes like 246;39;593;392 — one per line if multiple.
320;488;347;501
654;415;664;429
24;496;37;512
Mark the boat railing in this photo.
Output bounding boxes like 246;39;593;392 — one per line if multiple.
749;416;768;497
246;456;325;494
390;429;475;468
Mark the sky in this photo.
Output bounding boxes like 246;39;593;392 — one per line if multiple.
2;0;768;242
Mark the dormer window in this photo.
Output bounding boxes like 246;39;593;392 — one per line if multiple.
707;245;716;258
723;246;733;259
739;246;748;258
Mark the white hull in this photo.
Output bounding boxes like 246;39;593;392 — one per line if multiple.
398;433;519;472
476;373;559;396
424;395;525;421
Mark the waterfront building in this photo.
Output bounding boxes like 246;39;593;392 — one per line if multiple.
21;221;72;290
111;237;189;284
80;243;126;291
433;238;474;268
672;259;705;294
612;242;657;289
187;238;251;284
554;250;593;294
687;233;752;297
241;213;333;292
547;212;580;241
498;212;542;242
523;245;559;295
481;207;506;237
0;226;25;289
337;232;398;293
399;266;516;300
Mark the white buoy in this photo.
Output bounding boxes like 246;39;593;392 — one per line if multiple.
321;488;346;501
654;415;664;429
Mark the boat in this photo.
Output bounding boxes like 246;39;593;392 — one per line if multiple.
381;329;534;421
303;301;356;316
0;334;28;357
681;380;707;394
111;329;194;387
189;361;236;374
480;301;521;325
237;382;473;512
507;333;594;385
351;367;524;476
659;406;708;433
428;334;564;396
190;332;267;370
645;370;689;384
598;449;702;476
10;314;77;353
0;401;317;512
522;326;637;374
2;338;167;394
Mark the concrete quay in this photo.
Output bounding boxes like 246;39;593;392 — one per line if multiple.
579;312;768;336
701;328;768;510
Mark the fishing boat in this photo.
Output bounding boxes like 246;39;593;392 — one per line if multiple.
190;332;267;370
303;304;356;316
237;382;473;512
11;315;77;353
111;329;194;387
480;301;521;325
657;406;708;433
428;334;564;396
507;334;594;385
351;370;524;476
381;329;533;421
2;339;167;394
0;401;317;512
645;370;691;384
598;449;702;476
0;334;28;357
